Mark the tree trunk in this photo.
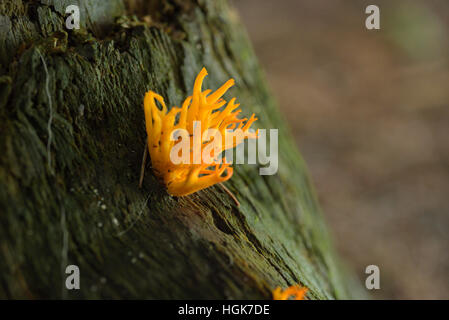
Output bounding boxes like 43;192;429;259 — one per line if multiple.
0;0;361;299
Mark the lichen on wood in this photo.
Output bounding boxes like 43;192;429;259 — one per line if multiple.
0;0;362;299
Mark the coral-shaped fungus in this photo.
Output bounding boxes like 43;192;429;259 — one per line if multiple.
272;285;308;300
143;68;258;196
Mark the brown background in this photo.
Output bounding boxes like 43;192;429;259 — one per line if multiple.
232;0;449;299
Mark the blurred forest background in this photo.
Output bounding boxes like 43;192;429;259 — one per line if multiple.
233;0;449;299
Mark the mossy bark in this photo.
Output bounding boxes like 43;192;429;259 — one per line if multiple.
0;0;361;299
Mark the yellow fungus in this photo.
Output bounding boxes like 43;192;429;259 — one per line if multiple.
272;285;308;300
143;68;258;196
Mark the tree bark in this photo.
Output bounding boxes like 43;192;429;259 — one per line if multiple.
0;0;361;299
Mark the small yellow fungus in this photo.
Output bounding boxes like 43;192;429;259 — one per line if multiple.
272;285;308;300
143;68;258;196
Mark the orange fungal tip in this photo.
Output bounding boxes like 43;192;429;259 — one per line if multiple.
143;68;258;196
272;284;308;300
